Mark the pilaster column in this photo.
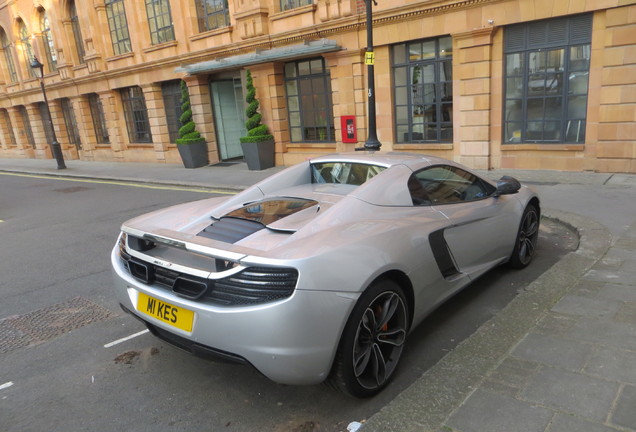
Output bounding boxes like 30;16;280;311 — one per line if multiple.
7;107;31;155
98;90;125;160
453;27;495;170
140;83;170;161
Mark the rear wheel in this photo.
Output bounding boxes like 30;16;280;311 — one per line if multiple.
328;279;409;398
508;204;539;269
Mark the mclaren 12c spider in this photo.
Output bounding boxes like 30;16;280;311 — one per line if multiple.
111;152;540;397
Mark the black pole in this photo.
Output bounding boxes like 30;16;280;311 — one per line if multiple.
364;0;381;151
33;58;66;169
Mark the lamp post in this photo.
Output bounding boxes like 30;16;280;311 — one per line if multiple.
363;0;381;151
30;56;66;169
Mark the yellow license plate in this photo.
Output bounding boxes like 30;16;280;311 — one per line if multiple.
137;292;194;332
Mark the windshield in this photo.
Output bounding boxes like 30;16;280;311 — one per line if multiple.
311;162;386;186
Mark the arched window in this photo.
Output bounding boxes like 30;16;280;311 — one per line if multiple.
18;19;36;78
39;9;57;72
69;1;85;64
0;27;18;83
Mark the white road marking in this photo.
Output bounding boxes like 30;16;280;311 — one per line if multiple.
104;329;149;348
0;382;14;391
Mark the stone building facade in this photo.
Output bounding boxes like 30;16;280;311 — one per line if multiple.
0;0;634;172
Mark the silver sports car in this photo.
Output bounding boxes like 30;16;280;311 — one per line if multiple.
111;152;539;397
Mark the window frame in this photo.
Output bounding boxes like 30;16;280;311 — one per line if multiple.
88;93;110;145
69;1;86;64
280;0;312;11
105;0;132;56
120;86;153;144
392;36;453;144
1;109;17;146
18;105;35;148
39;9;57;73
146;0;175;45
195;0;230;32
503;14;592;145
38;102;55;145
60;98;82;150
18;20;36;78
0;28;18;83
284;57;335;143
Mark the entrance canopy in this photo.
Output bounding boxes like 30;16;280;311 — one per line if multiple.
176;39;341;75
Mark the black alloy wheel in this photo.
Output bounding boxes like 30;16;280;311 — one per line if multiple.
328;279;409;398
508;204;540;269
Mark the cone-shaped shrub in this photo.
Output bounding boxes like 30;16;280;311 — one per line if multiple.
240;70;274;144
176;80;204;144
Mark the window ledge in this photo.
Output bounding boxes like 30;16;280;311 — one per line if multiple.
270;4;316;21
143;40;178;54
287;142;336;149
502;144;585;151
394;143;453;151
106;52;135;63
190;26;232;42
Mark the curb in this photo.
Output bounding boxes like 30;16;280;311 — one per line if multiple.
361;210;612;432
0;169;247;193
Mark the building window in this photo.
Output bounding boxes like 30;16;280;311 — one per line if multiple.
162;80;183;143
88;93;109;144
120;86;152;143
39;9;57;73
38;102;55;145
146;0;175;45
280;0;312;11
0;28;17;83
284;58;335;143
106;0;132;56
195;0;230;32
1;109;17;146
69;1;86;64
393;36;453;143
18;106;35;148
18;20;36;78
61;98;82;150
504;14;592;144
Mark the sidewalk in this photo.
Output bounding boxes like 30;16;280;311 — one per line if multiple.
2;157;636;432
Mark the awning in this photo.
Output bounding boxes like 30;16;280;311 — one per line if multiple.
175;38;341;75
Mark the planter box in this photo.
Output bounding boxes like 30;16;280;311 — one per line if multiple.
177;141;209;169
241;140;275;170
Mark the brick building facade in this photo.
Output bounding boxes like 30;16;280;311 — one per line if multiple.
0;0;634;172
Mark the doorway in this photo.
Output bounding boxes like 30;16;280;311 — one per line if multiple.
210;78;247;160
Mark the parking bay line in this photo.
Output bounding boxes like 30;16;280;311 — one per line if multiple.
104;329;149;348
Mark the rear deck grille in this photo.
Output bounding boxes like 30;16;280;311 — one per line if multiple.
123;258;297;306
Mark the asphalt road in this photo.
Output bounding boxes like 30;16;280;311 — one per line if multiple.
0;173;576;432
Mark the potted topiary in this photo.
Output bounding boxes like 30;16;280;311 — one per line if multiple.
176;80;209;168
240;70;275;170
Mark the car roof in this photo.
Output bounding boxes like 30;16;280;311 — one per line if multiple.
310;151;446;169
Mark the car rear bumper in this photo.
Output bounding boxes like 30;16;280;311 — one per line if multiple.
111;246;356;385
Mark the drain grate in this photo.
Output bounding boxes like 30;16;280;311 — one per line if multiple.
0;297;115;355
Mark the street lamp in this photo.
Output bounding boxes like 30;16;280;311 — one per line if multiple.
363;0;381;151
30;56;66;169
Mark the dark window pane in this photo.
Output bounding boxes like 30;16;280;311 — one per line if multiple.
503;15;591;144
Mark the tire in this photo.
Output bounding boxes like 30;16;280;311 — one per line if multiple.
507;203;540;269
327;279;409;398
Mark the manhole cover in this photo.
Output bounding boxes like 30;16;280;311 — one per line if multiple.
0;297;115;354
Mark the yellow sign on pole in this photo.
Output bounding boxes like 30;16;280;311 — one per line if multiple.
365;52;375;65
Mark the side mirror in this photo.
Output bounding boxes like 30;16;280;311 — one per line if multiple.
495;176;521;196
